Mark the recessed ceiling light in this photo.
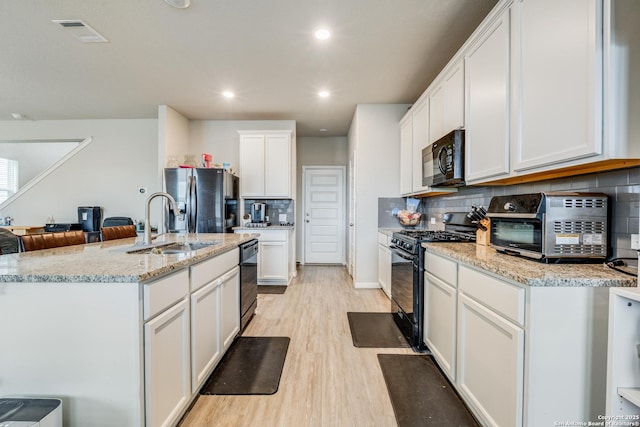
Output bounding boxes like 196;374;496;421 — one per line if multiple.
11;113;25;120
314;28;331;40
318;90;330;98
222;91;235;98
319;129;328;132
164;0;190;8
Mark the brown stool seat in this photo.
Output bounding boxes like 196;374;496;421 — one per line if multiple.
21;230;87;252
101;225;138;241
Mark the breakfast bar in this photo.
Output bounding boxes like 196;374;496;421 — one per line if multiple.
0;233;255;427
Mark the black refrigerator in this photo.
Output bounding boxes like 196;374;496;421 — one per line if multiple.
164;168;239;233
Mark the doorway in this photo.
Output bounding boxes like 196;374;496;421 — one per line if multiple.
302;166;346;264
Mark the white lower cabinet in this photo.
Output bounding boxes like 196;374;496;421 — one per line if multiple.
190;280;221;394
423;249;609;426
219;267;241;351
457;293;524;427
259;241;288;281
144;298;191;427
144;248;240;427
424;272;457;382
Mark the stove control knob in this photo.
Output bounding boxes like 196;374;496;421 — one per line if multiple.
403;242;412;249
504;202;516;212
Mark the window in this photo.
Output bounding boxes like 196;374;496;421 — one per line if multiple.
0;158;18;204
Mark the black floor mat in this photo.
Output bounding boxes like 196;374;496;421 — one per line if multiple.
257;285;287;294
378;354;479;427
200;336;290;395
347;312;410;348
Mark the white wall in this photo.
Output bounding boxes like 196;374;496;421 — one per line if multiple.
158;105;190;169
348;104;410;287
0;119;158;226
0;141;79;188
296;136;348;261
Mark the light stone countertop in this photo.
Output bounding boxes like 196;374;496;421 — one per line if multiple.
233;225;294;231
0;233;257;284
422;242;637;288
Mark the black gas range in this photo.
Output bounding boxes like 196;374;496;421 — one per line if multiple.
389;213;476;351
391;229;476;254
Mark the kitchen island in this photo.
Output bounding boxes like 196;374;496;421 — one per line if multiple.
420;242;637;427
0;232;256;427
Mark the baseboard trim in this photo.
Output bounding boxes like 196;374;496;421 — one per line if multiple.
354;281;381;289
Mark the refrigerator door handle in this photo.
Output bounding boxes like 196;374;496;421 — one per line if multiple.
186;174;193;233
190;174;198;233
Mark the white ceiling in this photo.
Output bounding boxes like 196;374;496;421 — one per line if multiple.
0;0;498;137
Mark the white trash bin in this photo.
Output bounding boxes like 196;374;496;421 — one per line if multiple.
0;398;62;427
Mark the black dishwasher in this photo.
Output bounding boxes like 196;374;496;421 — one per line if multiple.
239;239;258;332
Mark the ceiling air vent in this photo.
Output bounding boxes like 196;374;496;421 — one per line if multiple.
51;20;108;43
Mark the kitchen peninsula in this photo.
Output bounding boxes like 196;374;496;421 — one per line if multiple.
0;232;256;427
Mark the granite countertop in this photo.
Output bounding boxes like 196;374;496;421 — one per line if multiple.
0;233;257;284
233;225;294;230
422;242;637;288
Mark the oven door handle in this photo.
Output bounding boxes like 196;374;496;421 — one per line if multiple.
390;247;415;261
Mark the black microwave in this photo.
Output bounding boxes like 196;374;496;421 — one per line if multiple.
422;129;465;187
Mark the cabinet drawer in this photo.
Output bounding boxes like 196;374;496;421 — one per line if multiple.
143;270;189;321
424;252;457;286
378;232;390;246
458;265;525;326
190;248;239;292
252;230;287;241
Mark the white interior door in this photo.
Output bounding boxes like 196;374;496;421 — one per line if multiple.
303;166;345;264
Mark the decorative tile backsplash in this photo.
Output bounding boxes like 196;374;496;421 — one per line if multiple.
416;167;640;259
243;199;295;224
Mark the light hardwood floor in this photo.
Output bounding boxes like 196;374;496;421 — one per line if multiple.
179;265;415;426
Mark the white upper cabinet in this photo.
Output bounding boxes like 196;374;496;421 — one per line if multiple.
412;97;430;192
465;5;511;183
429;60;465;144
443;62;465;133
511;0;602;171
239;131;292;198
264;134;291;197
428;86;445;143
399;113;413;196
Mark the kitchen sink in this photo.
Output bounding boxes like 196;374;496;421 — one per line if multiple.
126;241;220;255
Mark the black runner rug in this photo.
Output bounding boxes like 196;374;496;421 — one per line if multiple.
378;354;479;427
200;336;290;395
257;285;287;294
347;312;410;348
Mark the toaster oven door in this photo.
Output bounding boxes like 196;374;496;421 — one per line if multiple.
490;218;543;255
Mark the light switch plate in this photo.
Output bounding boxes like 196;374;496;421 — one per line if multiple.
631;234;640;250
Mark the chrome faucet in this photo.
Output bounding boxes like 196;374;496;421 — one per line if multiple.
144;192;181;245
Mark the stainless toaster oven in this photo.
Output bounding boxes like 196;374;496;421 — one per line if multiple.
486;192;609;262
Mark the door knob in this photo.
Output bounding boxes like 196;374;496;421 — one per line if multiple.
306;220;310;223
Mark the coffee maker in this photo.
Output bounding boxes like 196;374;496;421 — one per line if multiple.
250;203;266;223
78;206;102;232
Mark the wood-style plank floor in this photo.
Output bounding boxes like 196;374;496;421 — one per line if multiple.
179;265;415;426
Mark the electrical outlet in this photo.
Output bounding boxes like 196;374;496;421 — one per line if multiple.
631;234;640;250
430;217;436;225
